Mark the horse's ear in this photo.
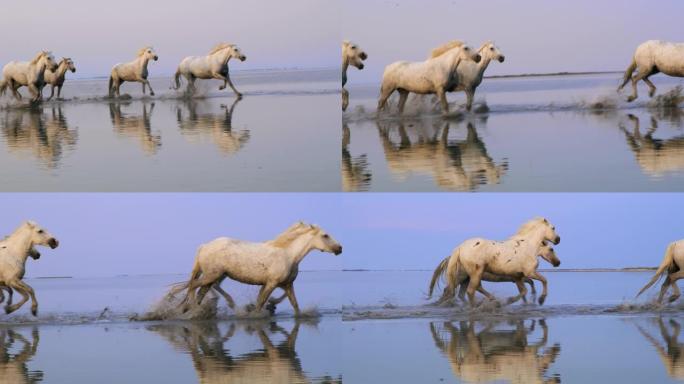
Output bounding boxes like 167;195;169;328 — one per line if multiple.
543;218;548;223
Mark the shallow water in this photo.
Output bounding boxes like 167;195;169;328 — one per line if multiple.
343;73;684;191
0;69;340;191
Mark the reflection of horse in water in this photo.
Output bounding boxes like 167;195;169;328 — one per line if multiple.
636;318;684;379
176;98;249;155
620;114;684;177
377;119;507;191
430;319;560;384
148;320;339;384
108;101;160;155
342;123;371;191
0;106;77;168
0;327;43;383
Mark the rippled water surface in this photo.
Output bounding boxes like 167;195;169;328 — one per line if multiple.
343;73;684;191
0;70;339;191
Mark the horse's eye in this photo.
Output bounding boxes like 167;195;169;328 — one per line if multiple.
490;47;494;51
38;230;44;234
323;234;330;238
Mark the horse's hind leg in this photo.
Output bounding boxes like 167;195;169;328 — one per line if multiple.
657;276;672;303
664;271;684;303
211;278;236;309
628;68;652;102
377;85;394;112
643;76;657;98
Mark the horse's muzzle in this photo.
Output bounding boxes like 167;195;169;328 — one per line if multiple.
240;56;247;62
334;245;343;255
357;63;365;70
553;260;561;267
360;52;368;60
154;56;159;61
473;54;482;63
498;56;505;63
32;252;41;260
553;235;560;245
48;238;59;249
71;68;77;73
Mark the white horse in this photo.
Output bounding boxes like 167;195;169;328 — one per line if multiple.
109;47;158;97
0;247;40;306
618;40;684;102
42;57;76;100
173;43;246;97
430;41;505;111
0;221;59;315
175;222;342;316
636;239;684;303
342;40;367;111
429;217;561;307
378;42;481;115
0;51;58;103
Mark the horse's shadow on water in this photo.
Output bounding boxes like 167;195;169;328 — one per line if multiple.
616;112;684;177
0;105;77;169
375;115;508;191
633;317;684;380
430;318;560;384
147;319;340;384
108;100;160;155
0;327;43;383
175;97;250;156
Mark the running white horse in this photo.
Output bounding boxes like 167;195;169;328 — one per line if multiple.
173;43;246;97
378;42;481;115
342;40;367;111
0;221;59;315
636;239;684;303
109;47;158;97
618;40;684;102
0;247;40;306
0;51;58;103
175;222;342;316
42;57;76;100
429;217;561;307
430;41;505;111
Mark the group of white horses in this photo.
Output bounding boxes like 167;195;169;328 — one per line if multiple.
0;217;682;316
343;39;684;115
0;43;247;103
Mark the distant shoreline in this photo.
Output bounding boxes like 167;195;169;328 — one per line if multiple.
484;70;622;79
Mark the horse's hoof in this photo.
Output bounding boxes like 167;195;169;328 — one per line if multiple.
538;296;547;306
218;86;225;90
627;96;636;103
31;308;37;316
150;92;155;96
669;295;680;303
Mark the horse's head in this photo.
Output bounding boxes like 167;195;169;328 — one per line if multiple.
230;45;246;62
24;221;59;249
458;45;482;64
539;217;560;245
28;247;41;260
479;41;505;63
342;40;367;70
63;57;76;73
539;243;561;267
139;47;158;62
41;51;59;71
308;225;342;255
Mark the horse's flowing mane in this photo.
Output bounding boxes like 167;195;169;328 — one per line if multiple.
430;40;464;58
267;222;319;248
30;51;50;65
512;217;547;238
208;43;235;55
137;47;153;57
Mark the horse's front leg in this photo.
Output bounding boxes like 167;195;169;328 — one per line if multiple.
143;79;155;96
530;272;549;305
28;84;41;103
342;88;349;111
57;85;62;99
397;90;409;114
284;284;300;316
254;283;278;313
224;73;242;98
465;88;475;112
506;278;528;305
10;81;22;101
5;281;30;315
437;88;449;115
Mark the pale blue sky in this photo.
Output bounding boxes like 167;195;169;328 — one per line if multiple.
0;0;340;78
343;0;684;83
1;193;681;277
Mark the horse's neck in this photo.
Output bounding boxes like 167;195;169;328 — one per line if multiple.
283;234;315;265
138;57;151;71
474;55;493;82
5;229;32;264
438;49;462;74
216;50;233;66
55;63;68;77
512;229;545;257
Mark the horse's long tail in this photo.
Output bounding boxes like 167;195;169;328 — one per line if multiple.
636;243;676;297
428;256;450;299
618;57;637;91
176;248;204;307
172;68;181;90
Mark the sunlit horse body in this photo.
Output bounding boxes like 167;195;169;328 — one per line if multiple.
109;47;158;97
175;222;342;316
618;40;684;102
430;41;505;111
636;239;684;303
0;221;59;315
0;247;40;306
173;43;246;97
342;40;367;111
378;42;481;115
42;57;76;100
0;51;58;102
429;217;561;307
